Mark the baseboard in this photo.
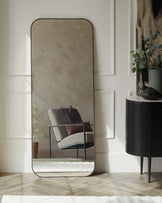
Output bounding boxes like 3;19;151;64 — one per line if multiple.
2;151;162;173
95;152;162;173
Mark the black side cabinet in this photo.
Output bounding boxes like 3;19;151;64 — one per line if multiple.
126;96;162;182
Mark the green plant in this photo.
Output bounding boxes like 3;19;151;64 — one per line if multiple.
32;104;48;142
131;30;162;73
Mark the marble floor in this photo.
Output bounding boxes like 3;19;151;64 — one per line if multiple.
1;172;162;202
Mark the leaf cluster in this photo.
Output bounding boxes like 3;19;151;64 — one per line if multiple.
32;104;48;141
131;30;162;73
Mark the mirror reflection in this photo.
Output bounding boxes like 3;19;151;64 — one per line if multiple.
31;18;95;177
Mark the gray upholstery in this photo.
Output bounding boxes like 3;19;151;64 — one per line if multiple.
48;108;68;142
58;132;93;149
48;108;94;154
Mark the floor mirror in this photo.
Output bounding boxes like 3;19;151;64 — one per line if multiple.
31;18;95;177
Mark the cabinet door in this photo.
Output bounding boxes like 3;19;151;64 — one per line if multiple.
151;103;162;156
126;100;151;157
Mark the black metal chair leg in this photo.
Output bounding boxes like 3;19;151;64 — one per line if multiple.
140;156;143;174
148;156;152;183
83;125;86;160
77;148;78;157
49;126;52;158
84;147;86;160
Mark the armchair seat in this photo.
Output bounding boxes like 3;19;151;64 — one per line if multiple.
58;132;93;149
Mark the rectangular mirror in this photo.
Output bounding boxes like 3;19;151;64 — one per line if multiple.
31;18;95;177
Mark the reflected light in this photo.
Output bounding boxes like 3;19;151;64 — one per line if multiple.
26;35;31;75
106;125;113;138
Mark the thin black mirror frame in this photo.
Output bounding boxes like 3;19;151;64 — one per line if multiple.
30;18;95;178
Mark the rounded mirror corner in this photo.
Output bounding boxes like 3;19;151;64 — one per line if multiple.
80;18;94;29
30;18;43;32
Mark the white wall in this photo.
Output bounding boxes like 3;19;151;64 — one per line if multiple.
1;0;162;173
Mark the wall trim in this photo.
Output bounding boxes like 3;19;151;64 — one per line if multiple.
95;0;115;76
95;90;115;139
4;91;31;140
128;0;137;76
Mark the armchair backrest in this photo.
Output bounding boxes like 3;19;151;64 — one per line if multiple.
48;108;68;142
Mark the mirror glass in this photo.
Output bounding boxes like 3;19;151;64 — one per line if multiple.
31;18;95;177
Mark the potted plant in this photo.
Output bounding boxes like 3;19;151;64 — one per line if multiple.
32;104;48;158
131;30;162;94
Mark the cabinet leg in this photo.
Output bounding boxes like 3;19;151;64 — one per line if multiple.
140;156;143;174
148;156;151;183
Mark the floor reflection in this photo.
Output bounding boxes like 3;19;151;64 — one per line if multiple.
33;158;94;177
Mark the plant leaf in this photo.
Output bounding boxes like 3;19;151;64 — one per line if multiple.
132;67;136;73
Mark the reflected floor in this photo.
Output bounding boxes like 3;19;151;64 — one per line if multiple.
33;158;94;177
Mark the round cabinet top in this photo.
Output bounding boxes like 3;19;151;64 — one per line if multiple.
126;95;162;102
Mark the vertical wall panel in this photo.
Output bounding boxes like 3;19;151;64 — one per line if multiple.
94;0;115;75
95;91;114;138
4;92;31;139
94;0;137;172
128;0;137;75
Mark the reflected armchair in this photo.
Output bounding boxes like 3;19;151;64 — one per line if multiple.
48;108;94;160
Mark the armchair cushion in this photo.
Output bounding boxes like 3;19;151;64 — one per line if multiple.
65;122;92;136
59;105;82;123
58;132;93;149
